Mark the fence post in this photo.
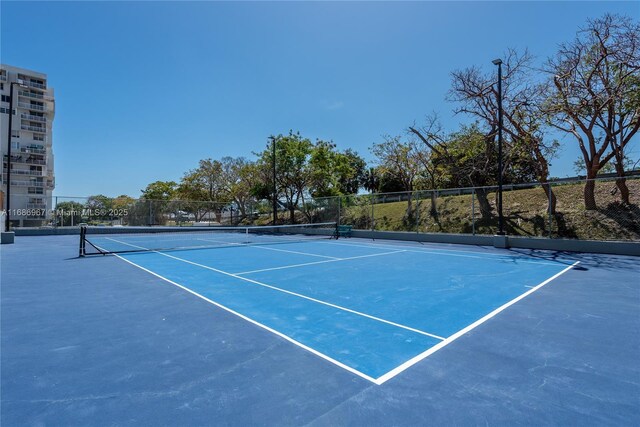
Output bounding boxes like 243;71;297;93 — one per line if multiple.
149;200;152;226
371;194;375;231
547;184;553;239
337;196;341;226
415;192;420;234
471;188;476;236
54;196;58;227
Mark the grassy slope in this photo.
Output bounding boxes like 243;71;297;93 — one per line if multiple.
342;179;640;241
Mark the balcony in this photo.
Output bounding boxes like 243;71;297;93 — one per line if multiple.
4;155;47;165
27;81;46;90
21;124;47;133
21;113;46;123
0;74;7;82
17;102;47;112
9;180;45;187
20;147;46;155
18;90;44;99
3;169;44;177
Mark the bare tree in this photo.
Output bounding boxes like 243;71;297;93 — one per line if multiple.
544;14;640;209
447;49;559;212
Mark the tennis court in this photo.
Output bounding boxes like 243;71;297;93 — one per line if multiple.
1;229;638;425
80;224;579;384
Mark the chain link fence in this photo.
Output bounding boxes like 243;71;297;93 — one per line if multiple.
7;176;639;241
337;176;639;241
7;194;340;229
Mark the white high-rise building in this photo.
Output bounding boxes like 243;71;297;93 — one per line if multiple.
1;64;55;227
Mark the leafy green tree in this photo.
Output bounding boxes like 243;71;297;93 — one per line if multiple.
308;140;345;198
362;167;381;193
141;181;177;225
219;156;259;223
256;131;313;223
141;181;177;201
176;172;212;222
428;124;497;219
85;194;113;221
371;136;425;223
110;195;135;224
336;149;367;195
55;201;84;226
112;195;135;210
177;160;232;223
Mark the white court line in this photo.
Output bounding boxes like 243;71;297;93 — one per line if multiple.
195;238;341;260
113;254;379;384
318;239;570;266
374;261;580;384
233;250;406;275
105;237;444;341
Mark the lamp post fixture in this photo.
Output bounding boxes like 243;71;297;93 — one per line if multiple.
492;58;505;236
4;80;27;232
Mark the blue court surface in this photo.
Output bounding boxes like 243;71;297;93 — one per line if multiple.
2;234;639;425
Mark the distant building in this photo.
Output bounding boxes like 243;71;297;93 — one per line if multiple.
0;64;55;227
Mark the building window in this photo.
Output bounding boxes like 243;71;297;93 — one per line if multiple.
11;131;19;138
33;134;44;141
0;83;3;90
1;95;10;103
28;187;44;195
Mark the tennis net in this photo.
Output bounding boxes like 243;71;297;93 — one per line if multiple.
79;222;338;256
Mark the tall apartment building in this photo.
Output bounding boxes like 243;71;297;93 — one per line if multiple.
0;64;55;227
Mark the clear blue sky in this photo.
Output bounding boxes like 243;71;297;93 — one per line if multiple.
1;1;638;197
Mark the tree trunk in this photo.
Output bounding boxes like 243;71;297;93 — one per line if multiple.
584;172;597;210
541;181;557;214
475;187;493;220
404;193;413;224
430;191;437;218
614;162;630;205
289;207;295;224
534;148;556;214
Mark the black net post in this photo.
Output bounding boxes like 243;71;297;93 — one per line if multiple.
79;225;86;257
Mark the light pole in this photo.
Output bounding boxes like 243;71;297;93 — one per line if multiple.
270;136;277;224
492;58;505;236
4;80;27;232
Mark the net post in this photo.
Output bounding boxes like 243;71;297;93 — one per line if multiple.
79;225;86;257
